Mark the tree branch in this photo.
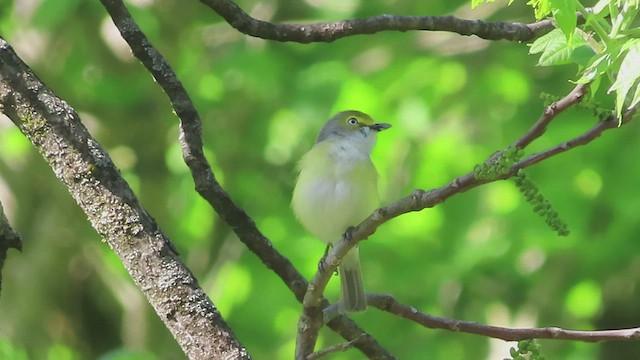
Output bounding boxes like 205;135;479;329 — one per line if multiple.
306;334;365;360
511;84;589;150
99;0;394;358
368;293;640;342
199;0;557;43
0;37;248;360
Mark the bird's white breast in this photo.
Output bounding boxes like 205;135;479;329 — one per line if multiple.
292;134;380;244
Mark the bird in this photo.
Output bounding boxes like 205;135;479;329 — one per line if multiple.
292;110;391;313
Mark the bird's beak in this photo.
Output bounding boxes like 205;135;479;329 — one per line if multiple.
369;123;392;132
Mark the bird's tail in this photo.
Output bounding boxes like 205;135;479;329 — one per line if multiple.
338;246;367;313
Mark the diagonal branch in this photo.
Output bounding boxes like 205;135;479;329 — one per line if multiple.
0;36;248;360
199;0;558;43
368;293;640;342
99;0;394;358
511;84;590;150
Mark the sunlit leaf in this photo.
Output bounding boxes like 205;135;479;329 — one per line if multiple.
618;0;639;34
608;40;640;119
530;29;586;66
576;39;624;85
471;0;486;9
550;0;578;40
527;0;552;19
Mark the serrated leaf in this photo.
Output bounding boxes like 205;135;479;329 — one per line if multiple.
530;29;587;66
576;39;624;83
530;28;564;54
608;40;640;119
550;0;578;40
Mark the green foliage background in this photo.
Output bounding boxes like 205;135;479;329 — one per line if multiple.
1;0;639;359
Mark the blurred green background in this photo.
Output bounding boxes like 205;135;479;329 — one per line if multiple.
1;0;639;359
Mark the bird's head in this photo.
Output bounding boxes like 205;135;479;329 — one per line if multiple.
316;110;391;144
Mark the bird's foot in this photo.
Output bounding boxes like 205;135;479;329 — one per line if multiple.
318;243;338;275
342;226;356;242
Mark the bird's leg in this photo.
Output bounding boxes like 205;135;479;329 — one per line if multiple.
318;243;334;274
318;226;356;274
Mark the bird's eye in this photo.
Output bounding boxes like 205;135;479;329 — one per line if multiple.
347;117;358;125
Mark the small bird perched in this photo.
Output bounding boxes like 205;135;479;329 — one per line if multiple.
292;110;391;313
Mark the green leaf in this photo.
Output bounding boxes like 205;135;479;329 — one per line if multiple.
576;39;624;84
527;0;552;19
529;28;586;66
608;39;640;119
471;0;486;9
618;0;639;34
550;0;578;40
571;45;595;66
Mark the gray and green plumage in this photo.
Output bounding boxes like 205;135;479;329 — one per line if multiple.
292;110;391;313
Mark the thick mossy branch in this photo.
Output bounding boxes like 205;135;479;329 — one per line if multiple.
0;35;249;360
513;172;570;236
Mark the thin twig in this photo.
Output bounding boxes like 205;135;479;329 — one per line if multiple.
368;293;640;342
306;334;366;360
199;0;555;43
512;84;589;150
